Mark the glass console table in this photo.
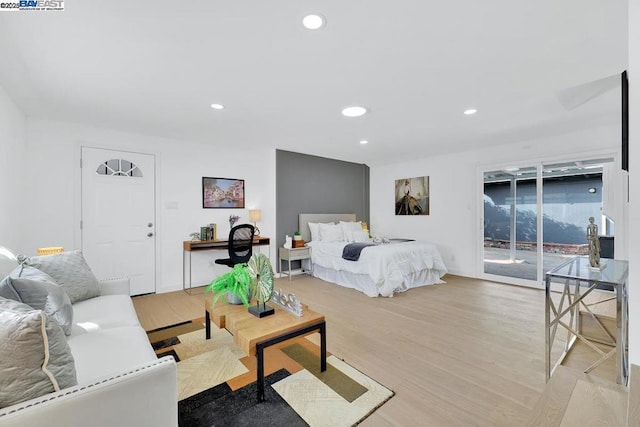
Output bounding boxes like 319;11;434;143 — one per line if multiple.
545;256;628;385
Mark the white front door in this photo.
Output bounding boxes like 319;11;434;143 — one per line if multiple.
81;147;156;295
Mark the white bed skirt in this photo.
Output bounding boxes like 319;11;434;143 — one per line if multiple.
310;263;445;298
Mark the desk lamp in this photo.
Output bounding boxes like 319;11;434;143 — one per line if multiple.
249;209;262;236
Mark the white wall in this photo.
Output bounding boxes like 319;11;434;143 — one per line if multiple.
0;85;26;253
627;0;639;365
370;124;620;278
22;118;276;293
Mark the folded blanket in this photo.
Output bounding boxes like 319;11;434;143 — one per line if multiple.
342;243;376;261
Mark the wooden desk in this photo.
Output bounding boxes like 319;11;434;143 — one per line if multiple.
182;237;270;294
205;296;326;402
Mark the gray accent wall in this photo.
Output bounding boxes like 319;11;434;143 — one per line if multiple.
276;150;369;269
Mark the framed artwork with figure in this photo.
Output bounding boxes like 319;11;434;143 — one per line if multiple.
395;176;429;215
202;177;245;209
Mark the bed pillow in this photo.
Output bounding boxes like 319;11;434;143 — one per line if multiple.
26;250;101;304
308;222;320;242
339;221;363;242
0;297;77;409
352;230;370;243
308;222;336;242
4;266;74;336
319;222;344;242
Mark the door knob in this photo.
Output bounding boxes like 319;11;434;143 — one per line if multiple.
147;232;154;237
148;222;153;227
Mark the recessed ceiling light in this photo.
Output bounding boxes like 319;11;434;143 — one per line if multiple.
341;106;368;117
505;167;520;172
360;140;369;145
210;103;225;110
302;14;326;30
464;108;477;115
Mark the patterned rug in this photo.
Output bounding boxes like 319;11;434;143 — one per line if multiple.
147;319;394;426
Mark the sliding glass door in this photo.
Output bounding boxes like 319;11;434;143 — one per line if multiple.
541;161;606;275
483;167;538;281
482;157;614;286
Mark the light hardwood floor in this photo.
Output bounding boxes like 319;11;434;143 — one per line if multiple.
132;274;622;426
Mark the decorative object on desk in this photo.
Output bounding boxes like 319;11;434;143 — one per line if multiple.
202;177;245;209
228;214;240;229
200;224;217;241
247;253;275;318
284;235;292;249
206;263;252;307
395;176;429;215
271;288;303;317
293;231;302;241
248;209;262;236
189;232;201;241
587;216;601;269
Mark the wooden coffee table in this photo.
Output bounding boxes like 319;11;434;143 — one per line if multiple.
205;296;326;402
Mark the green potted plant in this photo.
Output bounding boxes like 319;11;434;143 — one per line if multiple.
206;263;253;306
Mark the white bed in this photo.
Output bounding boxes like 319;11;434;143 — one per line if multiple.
299;214;447;297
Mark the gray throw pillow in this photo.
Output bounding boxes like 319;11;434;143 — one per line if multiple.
26;250;101;304
4;266;74;335
0;297;77;409
0;274;21;301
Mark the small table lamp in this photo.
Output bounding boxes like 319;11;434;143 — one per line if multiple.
249;209;262;236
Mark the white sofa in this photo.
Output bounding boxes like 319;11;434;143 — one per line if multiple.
0;278;178;427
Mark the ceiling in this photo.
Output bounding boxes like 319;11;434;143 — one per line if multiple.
0;1;628;166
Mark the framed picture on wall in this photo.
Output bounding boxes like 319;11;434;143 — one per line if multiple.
395;176;429;215
202;177;245;209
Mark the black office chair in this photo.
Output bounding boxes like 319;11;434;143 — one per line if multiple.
215;224;255;268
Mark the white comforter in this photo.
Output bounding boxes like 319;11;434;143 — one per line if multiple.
306;240;447;297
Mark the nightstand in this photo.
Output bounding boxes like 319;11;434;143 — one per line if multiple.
279;247;312;280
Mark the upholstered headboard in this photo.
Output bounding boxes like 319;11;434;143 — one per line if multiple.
298;213;357;242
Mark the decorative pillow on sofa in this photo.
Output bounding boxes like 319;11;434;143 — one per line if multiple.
3;266;74;335
26;250;101;304
0;297;77;409
0;274;21;301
